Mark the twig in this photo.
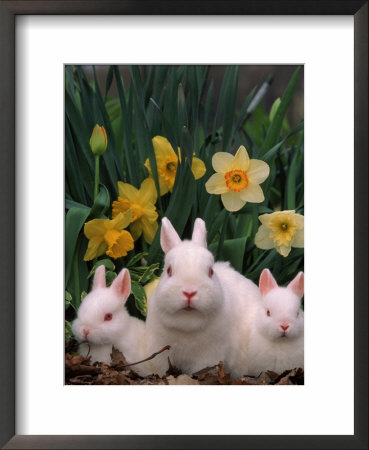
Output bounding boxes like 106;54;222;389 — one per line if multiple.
121;345;171;368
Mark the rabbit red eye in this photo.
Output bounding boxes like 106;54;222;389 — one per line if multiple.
266;310;271;317
209;267;214;278
104;313;113;321
167;266;172;277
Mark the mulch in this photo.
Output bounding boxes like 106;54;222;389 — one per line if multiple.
65;339;304;386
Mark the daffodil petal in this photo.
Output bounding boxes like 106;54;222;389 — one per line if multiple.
83;237;107;261
292;228;304;247
205;173;229;194
295;213;304;229
254;225;274;250
84;218;109;239
238;181;265;203
139;178;157;205
247;159;270;184
159;176;170;195
277;245;292;257
152;136;176;160
258;213;273;227
141;217;159;244
221;190;246;212
191;157;206;180
130;221;142;241
111;210;133;230
212;152;233;173
143;205;159;223
231;146;250;171
117;181;139;202
144;158;152;175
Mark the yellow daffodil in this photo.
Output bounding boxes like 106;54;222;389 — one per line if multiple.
111;178;159;244
89;124;108;156
83;210;134;261
205;145;270;212
255;210;304;257
144;136;206;195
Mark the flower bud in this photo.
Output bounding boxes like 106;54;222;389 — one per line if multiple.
89;124;107;156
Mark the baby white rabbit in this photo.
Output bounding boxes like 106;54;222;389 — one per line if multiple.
145;217;260;377
71;265;148;373
246;269;304;376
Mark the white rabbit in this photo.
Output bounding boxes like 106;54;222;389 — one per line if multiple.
71;265;149;374
246;269;304;376
145;217;260;377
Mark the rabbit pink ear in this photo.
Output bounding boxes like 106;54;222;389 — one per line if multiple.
110;268;131;302
160;217;181;253
259;269;278;296
93;265;106;290
288;272;304;299
192;218;207;248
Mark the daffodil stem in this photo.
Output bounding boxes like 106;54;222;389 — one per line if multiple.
94;155;100;201
216;211;230;261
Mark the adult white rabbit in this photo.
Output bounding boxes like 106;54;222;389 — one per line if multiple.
246;269;304;376
145;217;260;377
71;265;150;374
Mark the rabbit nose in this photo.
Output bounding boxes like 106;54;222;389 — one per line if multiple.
281;324;289;331
183;290;197;300
83;328;90;338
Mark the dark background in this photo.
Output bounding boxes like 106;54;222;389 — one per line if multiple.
86;65;304;126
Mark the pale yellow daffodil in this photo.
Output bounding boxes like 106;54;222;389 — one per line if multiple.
144;136;206;196
83;210;134;261
112;178;159;244
205;145;270;212
255;210;304;257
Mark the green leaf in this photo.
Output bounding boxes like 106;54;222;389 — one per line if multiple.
262;66;301;154
138;263;160;284
87;259;115;279
285;149;299;210
65;207;91;285
65;199;90;211
126;252;148;267
65;320;73;339
216;66;239;152
113;66;139;187
106;271;117;286
210;236;247;273
89;184;110;218
269;97;281;122
131;281;148;316
177;82;188;132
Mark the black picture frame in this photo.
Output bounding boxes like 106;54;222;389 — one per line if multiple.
1;1;367;449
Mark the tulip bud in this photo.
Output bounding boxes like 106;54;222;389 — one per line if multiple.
89;124;107;156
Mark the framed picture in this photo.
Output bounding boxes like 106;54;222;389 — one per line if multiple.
1;1;367;449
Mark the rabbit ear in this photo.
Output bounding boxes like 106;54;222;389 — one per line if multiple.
288;272;304;299
110;268;131;302
93;265;106;290
192;218;207;248
259;269;278;296
160;217;181;253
